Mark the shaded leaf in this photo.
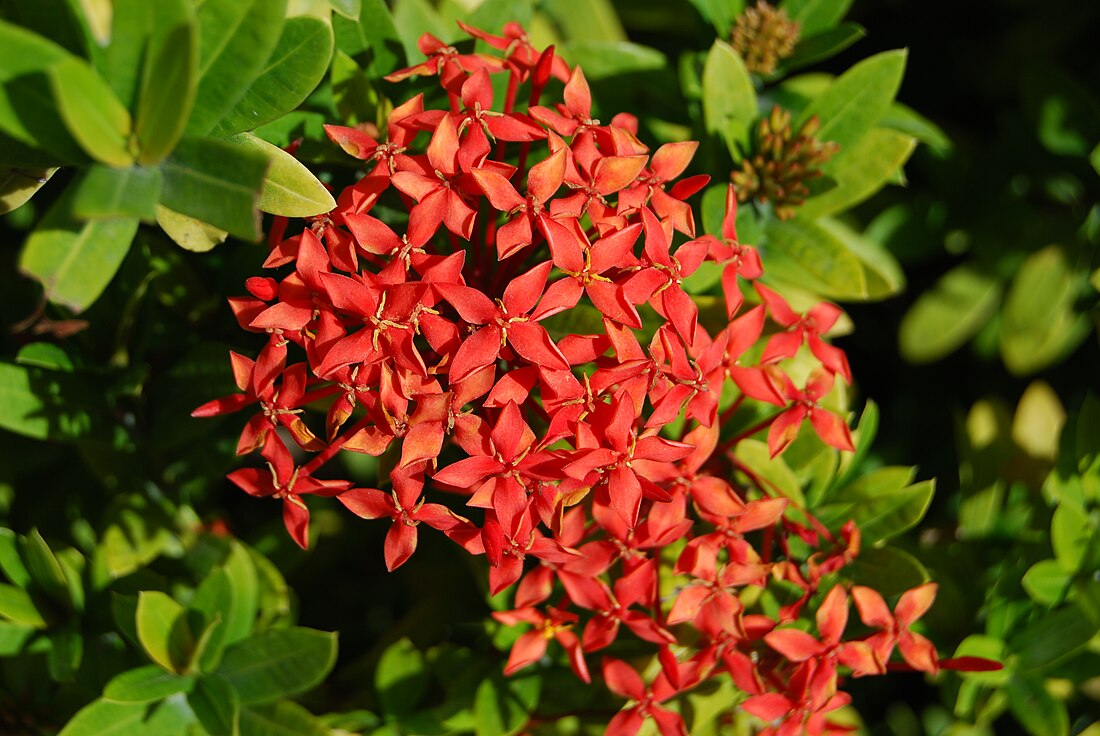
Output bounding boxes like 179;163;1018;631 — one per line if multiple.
899;265;1002;363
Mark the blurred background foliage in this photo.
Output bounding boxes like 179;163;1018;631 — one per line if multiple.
0;0;1097;734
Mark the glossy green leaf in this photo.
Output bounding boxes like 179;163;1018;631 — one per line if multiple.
47;56;132;167
782;0;853;36
136;591;194;673
1000;245;1087;375
780;23;865;75
1010;604;1098;672
327;0;361;19
0;362;114;442
225;133;335;217
189;675;240;736
134;21;198;164
376;638;429;716
71;165;161;221
18;187;139;312
186;0;288;136
797;49;907;152
104;666;197;703
333;0;404;78
159;136;267;240
23;528;71;606
762;217;868;300
0;582;47;627
217;628;337;704
211;15;334;136
559;41;666;79
0;166;57;214
801;128;916;218
702;40;756;157
1005;676;1069;736
239;700;327;736
846;545;929;597
899;265;1002;363
0;20;85;163
1021;559;1071;606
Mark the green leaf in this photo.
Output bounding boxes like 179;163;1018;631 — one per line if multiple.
0;582;47;627
375;638;429;716
134;21;198;164
23;528;71;606
47;56;132;167
0;166;57;214
1000;245;1087;375
18;190;139;312
702;40;756;157
558;41;666;79
797;49;907;152
899;265;1002;363
211;14;334;137
71;165;162;221
780;23;865;75
800;128;916;218
225;133;335;217
186;0;288;136
154;205;228;253
474;673;540;736
58;699;149;736
159;136;267;240
1005;676;1069;736
813;217;906;300
104;666;197;703
880;101;951;153
734;439;804;507
1021;559;1071;606
822;468;934;543
47;624;84;681
136;591;194;673
239;700;327;736
542;0;627;42
846;545;929;597
781;0;853;36
0;20;85;163
762;217;867;300
1010;604;1098;672
332;0;404;78
327;0;361;20
0;362;114;442
0;620;35;655
189;675;240;736
217;628;337;704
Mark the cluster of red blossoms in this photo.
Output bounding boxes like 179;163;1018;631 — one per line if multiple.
194;22;993;736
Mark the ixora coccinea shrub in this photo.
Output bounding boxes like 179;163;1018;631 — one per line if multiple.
194;22;997;736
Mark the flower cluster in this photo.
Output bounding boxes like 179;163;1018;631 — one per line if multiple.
195;22;991;735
